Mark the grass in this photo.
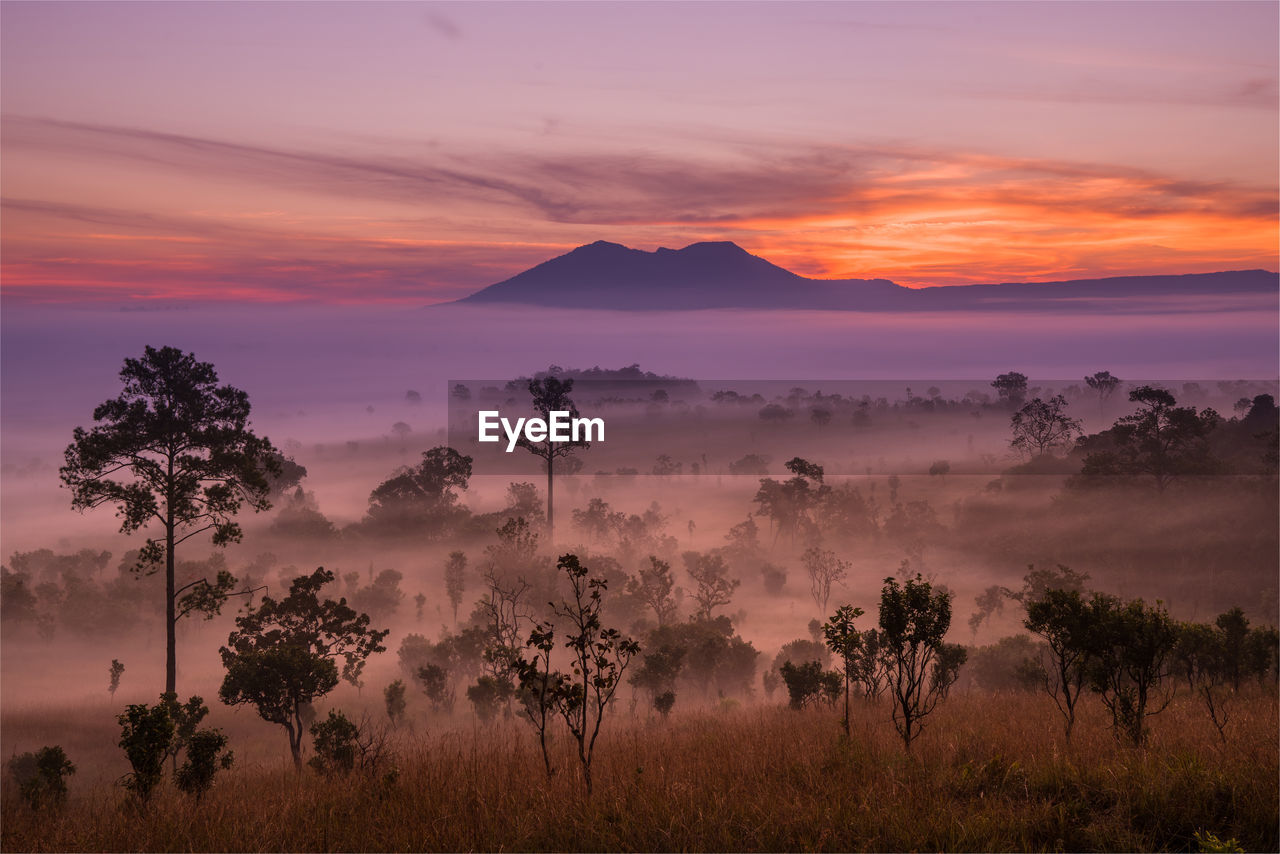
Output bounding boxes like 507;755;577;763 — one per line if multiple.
2;689;1276;852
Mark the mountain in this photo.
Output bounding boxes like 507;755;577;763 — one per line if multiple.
455;240;1278;311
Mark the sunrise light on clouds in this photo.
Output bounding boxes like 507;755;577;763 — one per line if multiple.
2;1;1276;304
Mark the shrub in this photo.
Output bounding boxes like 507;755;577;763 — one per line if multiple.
174;730;233;802
117;702;175;805
308;710;358;775
8;746;75;810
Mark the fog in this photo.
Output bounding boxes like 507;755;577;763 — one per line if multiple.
2;300;1277;773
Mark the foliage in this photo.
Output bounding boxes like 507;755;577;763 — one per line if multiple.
654;690;676;718
174;729;233;802
822;604;866;735
365;446;473;536
8;746;75;810
117;701;175;805
60;345;279;694
991;372;1028;407
1086;596;1179;746
308;710;358;775
752;457;830;545
384;679;407;727
1073;386;1222;492
1023;588;1097;738
219;567;388;768
108;659;125;697
879;573;965;748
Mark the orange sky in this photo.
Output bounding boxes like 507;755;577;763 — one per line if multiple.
2;3;1276;304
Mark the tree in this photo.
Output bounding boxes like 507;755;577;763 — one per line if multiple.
365;447;472;536
823;604;867;737
8;746;75;811
878;574;965;749
108;659;125;697
802;547;848;617
117;701;175;805
174;730;233;802
219;568;389;769
1087;596;1178;746
61;345;279;695
779;660;839;709
991;372;1028;408
1023;588;1096;739
513;621;569;778
515;377;590;537
550;554;639;794
1175;620;1233;743
383;679;407;727
444;550;467;623
1009;395;1081;459
682;551;740;620
625;556;678;626
1074;386;1221;492
752;457;829;545
1085;371;1122;415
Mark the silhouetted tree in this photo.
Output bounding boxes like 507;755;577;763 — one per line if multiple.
8;746;75;811
1074;386;1221;492
516;377;589;537
1087;596;1178;745
682;551;740;619
991;372;1028;408
552;554;639;794
879;574;965;748
444;550;467;623
1023;588;1096;738
61;345;279;695
625;556;678;626
1009;395;1081;459
108;659;125;697
1085;371;1122;415
823;604;867;736
365;447;472;536
802;547;848;617
219;568;388;769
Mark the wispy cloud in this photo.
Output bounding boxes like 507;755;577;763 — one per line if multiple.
2;115;1275;301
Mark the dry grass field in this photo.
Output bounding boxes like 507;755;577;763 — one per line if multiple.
3;688;1276;852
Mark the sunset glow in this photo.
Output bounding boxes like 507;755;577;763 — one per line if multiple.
2;1;1276;303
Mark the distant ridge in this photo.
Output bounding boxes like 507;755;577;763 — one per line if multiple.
455;240;1278;311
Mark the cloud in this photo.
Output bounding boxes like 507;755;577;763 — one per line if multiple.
2;115;1275;300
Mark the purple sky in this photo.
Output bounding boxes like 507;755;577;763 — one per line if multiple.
2;1;1277;303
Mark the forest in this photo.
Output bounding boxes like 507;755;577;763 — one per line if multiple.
2;348;1277;852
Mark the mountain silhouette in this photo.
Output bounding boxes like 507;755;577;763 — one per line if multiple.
457;240;1278;311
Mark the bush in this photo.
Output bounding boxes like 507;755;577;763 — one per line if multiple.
174;730;233;801
8;746;75;810
117;702;174;805
654;691;675;718
309;710;359;775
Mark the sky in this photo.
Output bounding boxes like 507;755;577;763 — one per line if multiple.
2;0;1277;304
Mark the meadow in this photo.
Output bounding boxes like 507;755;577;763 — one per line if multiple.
3;688;1276;852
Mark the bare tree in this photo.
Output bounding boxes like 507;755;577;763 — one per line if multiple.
802;547;849;616
682;551;740;619
625;556;678;626
1009;395;1082;459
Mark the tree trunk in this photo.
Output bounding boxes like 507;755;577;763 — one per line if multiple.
165;510;176;696
546;455;555;541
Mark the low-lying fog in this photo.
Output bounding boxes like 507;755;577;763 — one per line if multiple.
2;300;1276;723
